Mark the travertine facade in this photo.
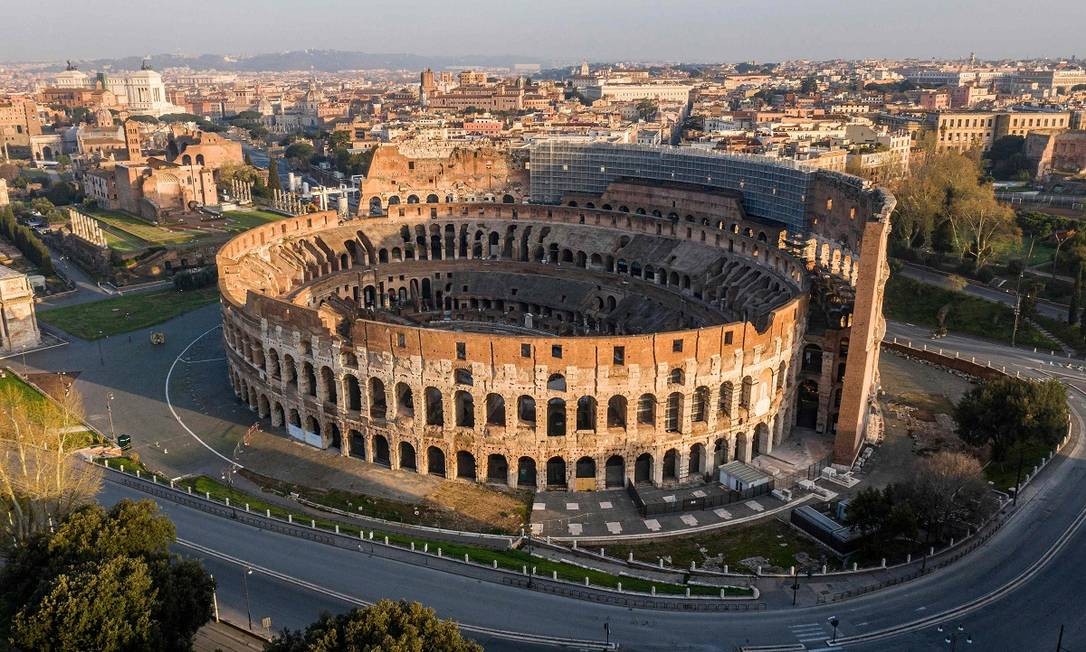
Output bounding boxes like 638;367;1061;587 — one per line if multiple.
0;265;40;353
219;146;893;489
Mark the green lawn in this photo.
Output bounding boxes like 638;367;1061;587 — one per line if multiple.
89;209;203;246
604;519;826;573
884;274;1058;350
984;441;1056;491
222;209;285;232
0;369;47;405
1;370;101;447
177;475;748;597
38;286;220;340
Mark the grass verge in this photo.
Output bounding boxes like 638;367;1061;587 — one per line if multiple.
168;474;749;597
983;441;1055;491
884;274;1057;350
38;286;220;339
222;209;285;231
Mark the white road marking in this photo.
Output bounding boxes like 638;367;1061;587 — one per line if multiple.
680;514;698;526
643;519;661;531
745;500;764;512
605;521;622;534
565;502;580;511
568;523;583;536
532;502;546;511
165;325;240;468
599;501;613;509
714;508;732;520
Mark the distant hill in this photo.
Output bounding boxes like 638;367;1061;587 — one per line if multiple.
57;49;556;72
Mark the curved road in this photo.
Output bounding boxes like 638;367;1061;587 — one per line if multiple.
66;312;1086;650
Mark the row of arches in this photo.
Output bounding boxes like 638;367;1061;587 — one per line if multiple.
368;193;518;215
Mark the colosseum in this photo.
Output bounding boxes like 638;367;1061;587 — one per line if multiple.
217;143;894;490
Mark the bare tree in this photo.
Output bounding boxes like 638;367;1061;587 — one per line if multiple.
0;384;101;547
912;450;991;540
955;195;1019;270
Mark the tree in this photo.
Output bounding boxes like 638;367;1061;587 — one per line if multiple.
1071;262;1083;325
0;499;214;650
0;384;100;545
955;378;1068;461
799;76;818;94
844;485;919;556
910;451;991;541
267;600;482;652
953;193;1019;269
267;158;282;192
284;141;315;162
635;99;658;121
987;135;1031;180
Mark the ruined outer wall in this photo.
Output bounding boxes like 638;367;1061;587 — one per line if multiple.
217;205;805;489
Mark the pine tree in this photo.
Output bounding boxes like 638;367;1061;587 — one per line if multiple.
1071;262;1083;325
267;158;282;192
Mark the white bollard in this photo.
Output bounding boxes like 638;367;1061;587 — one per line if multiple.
423;543;428;552
246;504;250;513
266;509;271;518
225;497;229;507
205;491;210;500
881;558;886;568
493;560;498;569
691;561;697;571
685;587;691;597
585;577;590;586
852;562;857;571
906;554;912;563
720;588;726;598
628;552;634;562
464;554;469;563
723;564;728;573
821;564;827;575
288;514;292;524
335;525;339;534
552;570;557;580
384;536;388;545
659;559;664;568
651;586;656;596
618;582;622;592
310;519;315;529
438;548;442;557
411;542;415;551
572;540;577;550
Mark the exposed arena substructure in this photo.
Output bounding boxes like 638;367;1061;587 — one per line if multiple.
218;144;894;490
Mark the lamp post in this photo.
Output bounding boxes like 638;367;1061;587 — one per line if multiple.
938;624;973;651
828;616;840;644
106;392;115;441
97;331;104;366
242;567;253;631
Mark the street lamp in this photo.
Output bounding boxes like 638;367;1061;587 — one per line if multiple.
828;616;840;644
938;624;973;651
106;392;115;440
242;567;253;631
97;331;104;366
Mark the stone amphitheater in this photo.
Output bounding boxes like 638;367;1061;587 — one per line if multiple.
218;143;894;491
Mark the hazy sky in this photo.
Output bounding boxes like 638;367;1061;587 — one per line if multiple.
1;0;1083;63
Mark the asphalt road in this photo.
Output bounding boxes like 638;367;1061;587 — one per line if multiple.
54;309;1086;650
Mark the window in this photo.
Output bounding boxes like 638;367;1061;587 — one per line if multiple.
672;339;683;353
456;342;466;360
552;345;562;359
397;333;406;347
724;331;734;345
519;343;531;358
613;346;625;365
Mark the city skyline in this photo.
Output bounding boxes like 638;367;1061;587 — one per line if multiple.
1;0;1083;64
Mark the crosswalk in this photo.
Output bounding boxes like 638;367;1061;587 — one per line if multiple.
787;622;841;652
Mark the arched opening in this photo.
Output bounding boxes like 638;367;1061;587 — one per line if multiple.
396;382;414;418
369;378;387;419
547;398;566;436
718;381;734;418
425;387;444;426
303;362;317;397
665;392;683;433
455;390;475;427
455;368;474;386
485;393;506;426
634;453;653;485
518;395;536;426
329;423;341;450
605;455;625;488
399;442;417;470
374;435;390;466
487;454;508;483
797;379;819;429
663;449;678;481
692;386;709;422
517;457;537;487
754;423;771;456
345;375;362;412
637;394;656;425
348;429;365;459
546;373;566;391
575;456;596;485
320;367;337;404
607;396;627;428
689;443;705;476
546;456;567;488
368;196;384;216
426;193;439;204
427;446;446;477
576;396;597;431
406;194;419;204
456;451;477;480
713;438;726;467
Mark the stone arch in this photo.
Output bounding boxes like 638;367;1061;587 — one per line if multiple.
606;395;627;428
425;386;444;426
665;392;683;432
399;442;417;470
487;454;509;483
634;453;653;484
605;455;625;488
485;393;506;426
456;451;477;480
663;448;679;481
348;429;365;459
518;395;536;426
302;362;317;397
454;390;475;427
320;366;337;404
374;434;390;465
797;379;819;429
547;398;566;436
575;456;596;482
345;375;362;411
689;443;705;476
426;193;439;204
546;456;567;488
517;456;537;487
369;378;387;419
427;446;446;476
637;393;656;425
692;386;710;422
802;344;823;373
395;382;414;418
576;396;597;431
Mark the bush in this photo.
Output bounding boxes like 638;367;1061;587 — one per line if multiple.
172;266;217;291
975;266;995;283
